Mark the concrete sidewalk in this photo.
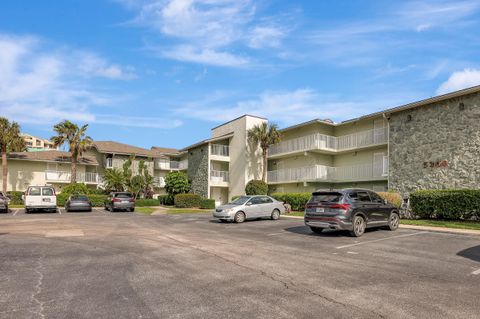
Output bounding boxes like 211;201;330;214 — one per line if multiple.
282;214;480;236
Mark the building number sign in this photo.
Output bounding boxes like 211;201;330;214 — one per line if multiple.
423;160;448;168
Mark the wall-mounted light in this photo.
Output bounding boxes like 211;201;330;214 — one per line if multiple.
406;114;412;122
459;102;465;111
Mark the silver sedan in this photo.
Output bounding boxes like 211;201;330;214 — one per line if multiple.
213;195;286;223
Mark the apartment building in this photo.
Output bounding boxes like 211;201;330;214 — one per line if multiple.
0;150;100;192
20;133;57;152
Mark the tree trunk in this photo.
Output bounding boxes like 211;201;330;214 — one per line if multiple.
262;148;268;182
1;149;7;193
71;154;77;184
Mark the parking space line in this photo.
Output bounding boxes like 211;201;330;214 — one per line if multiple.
336;231;426;249
58;208;62;215
472;269;480;275
12;209;19;216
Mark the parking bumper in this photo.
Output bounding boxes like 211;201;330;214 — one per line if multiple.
304;216;353;230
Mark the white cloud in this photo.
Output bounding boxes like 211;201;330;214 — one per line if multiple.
117;0;289;66
0;33;181;129
436;68;480;95
174;89;371;125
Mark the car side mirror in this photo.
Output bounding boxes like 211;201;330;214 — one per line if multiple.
246;202;252;206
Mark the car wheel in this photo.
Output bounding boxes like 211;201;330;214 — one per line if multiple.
25;208;30;214
271;209;280;220
310;226;324;234
388;212;400;231
349;215;366;237
234;211;246;223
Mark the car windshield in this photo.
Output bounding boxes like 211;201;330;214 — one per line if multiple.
308;192;343;204
229;196;251;205
115;193;133;198
71;195;88;201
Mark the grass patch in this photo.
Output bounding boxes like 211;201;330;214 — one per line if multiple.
286;211;304;217
166;208;212;214
9;204;25;208
401;219;480;231
135;207;156;215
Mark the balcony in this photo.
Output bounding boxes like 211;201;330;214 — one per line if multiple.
45;171;100;184
268;127;388;158
267;160;388;184
210;144;230;161
156;159;188;170
210;170;229;187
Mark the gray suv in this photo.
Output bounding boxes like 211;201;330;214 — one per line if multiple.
304;189;400;237
105;192;135;212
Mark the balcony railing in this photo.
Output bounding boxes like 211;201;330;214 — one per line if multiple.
211;144;229;157
156;159;188;170
210;170;229;184
269;127;388;157
45;171;100;183
267;159;388;184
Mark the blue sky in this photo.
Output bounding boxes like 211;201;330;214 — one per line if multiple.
1;0;480;149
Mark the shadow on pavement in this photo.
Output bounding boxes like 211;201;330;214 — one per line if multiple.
457;245;480;262
285;225;349;237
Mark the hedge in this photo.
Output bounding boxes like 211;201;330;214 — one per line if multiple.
158;194;175;206
57;193;108;207
135;199;160;207
271;193;311;211
174;194;202;208
410;189;480;220
245;180;268;195
199;198;216;209
6;191;24;205
378;192;402;208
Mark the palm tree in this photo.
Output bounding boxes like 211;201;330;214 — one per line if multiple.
51;120;93;184
102;168;125;192
0;117;26;193
247;122;281;182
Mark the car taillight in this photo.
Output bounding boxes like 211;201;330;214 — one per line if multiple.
112;198;121;202
129;198;135;202
330;204;351;211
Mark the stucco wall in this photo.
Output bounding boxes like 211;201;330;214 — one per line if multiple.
389;92;480;195
188;145;209;198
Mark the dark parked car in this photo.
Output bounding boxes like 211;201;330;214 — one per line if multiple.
0;191;9;213
304;189;400;237
65;195;92;212
105;192;135;212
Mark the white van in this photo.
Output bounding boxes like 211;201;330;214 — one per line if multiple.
24;186;57;213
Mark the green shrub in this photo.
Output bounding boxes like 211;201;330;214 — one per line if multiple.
199;198;216;209
165;171;190;195
57;194;108;207
6;191;24;205
410;189;480;220
60;183;90;195
378;192;402;208
135;199;160;207
174;194;202;208
158;194;174;206
245;180;268;195
271;193;311;211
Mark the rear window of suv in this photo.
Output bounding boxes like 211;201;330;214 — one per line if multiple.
308;192;343;204
114;193;133;198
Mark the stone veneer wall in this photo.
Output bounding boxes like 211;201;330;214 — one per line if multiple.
187;145;209;198
388;92;480;195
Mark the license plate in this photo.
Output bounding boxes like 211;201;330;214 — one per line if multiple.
43;198;51;202
121;200;129;203
316;208;324;213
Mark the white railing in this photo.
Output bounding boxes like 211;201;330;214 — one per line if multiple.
156;159;188;170
269;127;388;156
153;176;166;188
45;171;100;183
210;170;229;184
211;144;229;157
267;162;388;184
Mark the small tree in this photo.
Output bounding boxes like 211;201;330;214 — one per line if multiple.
51;120;93;184
0;117;26;193
245;180;268;195
102;168;125;192
247;122;281;182
165;171;190;196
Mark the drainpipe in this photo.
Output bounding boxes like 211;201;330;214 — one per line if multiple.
382;113;390;191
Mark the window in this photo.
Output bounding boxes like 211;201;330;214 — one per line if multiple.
114;193;133;198
349;191;371;202
230;196;250;205
36;140;41;146
28;187;41;196
249;197;263;205
309;193;343;204
260;196;273;204
106;157;113;168
42;188;54;196
369;192;384;203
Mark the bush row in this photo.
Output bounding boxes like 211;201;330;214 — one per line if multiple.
410;189;480;220
271;193;311;211
135;199;160;207
174;194;202;208
377;192;402;208
6;191;24;205
199;198;216;209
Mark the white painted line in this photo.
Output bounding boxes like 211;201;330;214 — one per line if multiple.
58;208;62;215
347;251;359;255
267;232;286;236
472;269;480;275
12;209;19;216
336;231;426;249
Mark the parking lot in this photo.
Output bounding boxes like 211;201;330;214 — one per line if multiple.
0;211;479;319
